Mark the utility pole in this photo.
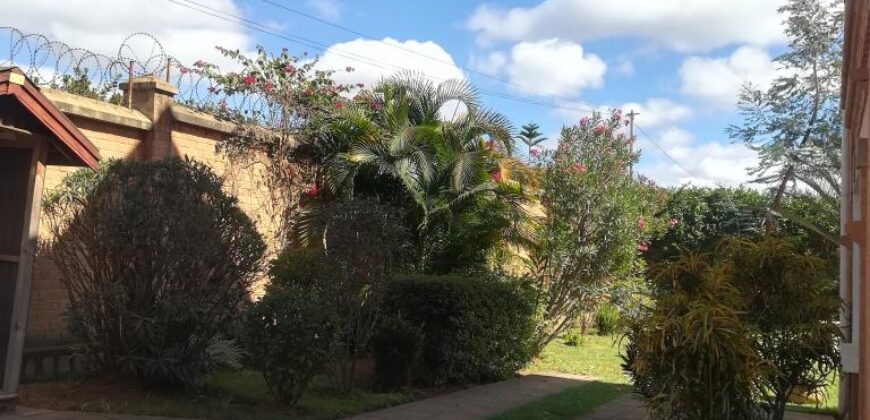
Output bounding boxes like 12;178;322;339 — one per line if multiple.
627;109;639;178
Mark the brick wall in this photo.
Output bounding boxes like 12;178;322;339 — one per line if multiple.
26;80;279;344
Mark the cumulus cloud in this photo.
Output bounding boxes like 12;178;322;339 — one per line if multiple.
551;97;691;129
635;127;759;187
316;38;464;88
679;45;779;107
481;39;605;96
467;0;786;52
0;0;252;70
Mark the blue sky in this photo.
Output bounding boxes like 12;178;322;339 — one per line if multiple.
1;0;791;187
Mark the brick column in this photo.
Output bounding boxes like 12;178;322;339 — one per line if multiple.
119;76;178;160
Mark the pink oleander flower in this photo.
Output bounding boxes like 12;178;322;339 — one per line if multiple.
637;241;649;252
283;65;296;75
334;101;344;109
571;163;587;173
669;218;679;227
593;124;607;135
491;170;503;183
579;116;590;126
264;82;274;91
243;74;255;86
637;215;646;230
529;147;542;158
305;185;319;197
370;102;382;111
179;66;190;74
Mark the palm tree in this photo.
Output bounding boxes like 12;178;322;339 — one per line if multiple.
303;72;531;273
516;122;547;160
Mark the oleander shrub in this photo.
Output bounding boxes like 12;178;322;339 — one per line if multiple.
370;315;424;390
243;286;338;405
382;274;536;386
44;158;265;388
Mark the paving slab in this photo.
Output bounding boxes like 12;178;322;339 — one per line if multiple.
347;372;592;420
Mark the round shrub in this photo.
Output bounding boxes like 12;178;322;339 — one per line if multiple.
382;274;536;386
595;303;620;336
243;286;338;405
45;158;266;387
370;315;424;390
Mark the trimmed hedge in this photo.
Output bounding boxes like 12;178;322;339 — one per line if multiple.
382;275;536;386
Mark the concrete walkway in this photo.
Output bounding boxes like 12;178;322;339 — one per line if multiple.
1;406;194;420
348;373;592;420
579;394;835;420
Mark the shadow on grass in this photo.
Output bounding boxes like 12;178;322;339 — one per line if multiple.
488;380;631;420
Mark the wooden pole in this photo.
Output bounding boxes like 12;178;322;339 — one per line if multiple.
127;60;134;109
627;109;639;178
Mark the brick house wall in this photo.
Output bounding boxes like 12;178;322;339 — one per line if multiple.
25;77;279;345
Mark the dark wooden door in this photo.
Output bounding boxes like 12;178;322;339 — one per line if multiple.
0;147;32;390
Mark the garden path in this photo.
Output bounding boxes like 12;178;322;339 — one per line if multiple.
1;406;195;420
348;372;592;420
578;394;835;420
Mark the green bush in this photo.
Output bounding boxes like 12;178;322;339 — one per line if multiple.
44;158;265;387
243;286;339;405
562;329;582;347
595;303;620;336
382;274;536;386
370;315;424;390
622;253;765;419
721;237;840;420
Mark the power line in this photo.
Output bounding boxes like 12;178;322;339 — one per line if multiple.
164;0;598;115
634;123;697;179
257;0;599;105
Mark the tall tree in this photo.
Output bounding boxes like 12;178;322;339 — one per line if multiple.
728;0;843;234
516;122;547;160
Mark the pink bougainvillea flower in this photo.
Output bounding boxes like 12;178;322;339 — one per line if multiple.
529;147;542;158
334;102;344;110
264;82;274;91
637;215;646;230
491;170;503;183
243;74;255;86
283;64;296;75
669;218;679;227
637;241;649;252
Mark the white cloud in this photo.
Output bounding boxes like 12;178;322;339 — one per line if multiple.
307;0;342;21
636;127;759;187
1;0;252;72
505;39;606;96
467;0;786;52
618;98;692;129
551;98;691;129
469;51;507;75
679;45;779;107
316;38;464;88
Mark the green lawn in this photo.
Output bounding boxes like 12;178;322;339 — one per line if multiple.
498;333;839;419
19;370;412;420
